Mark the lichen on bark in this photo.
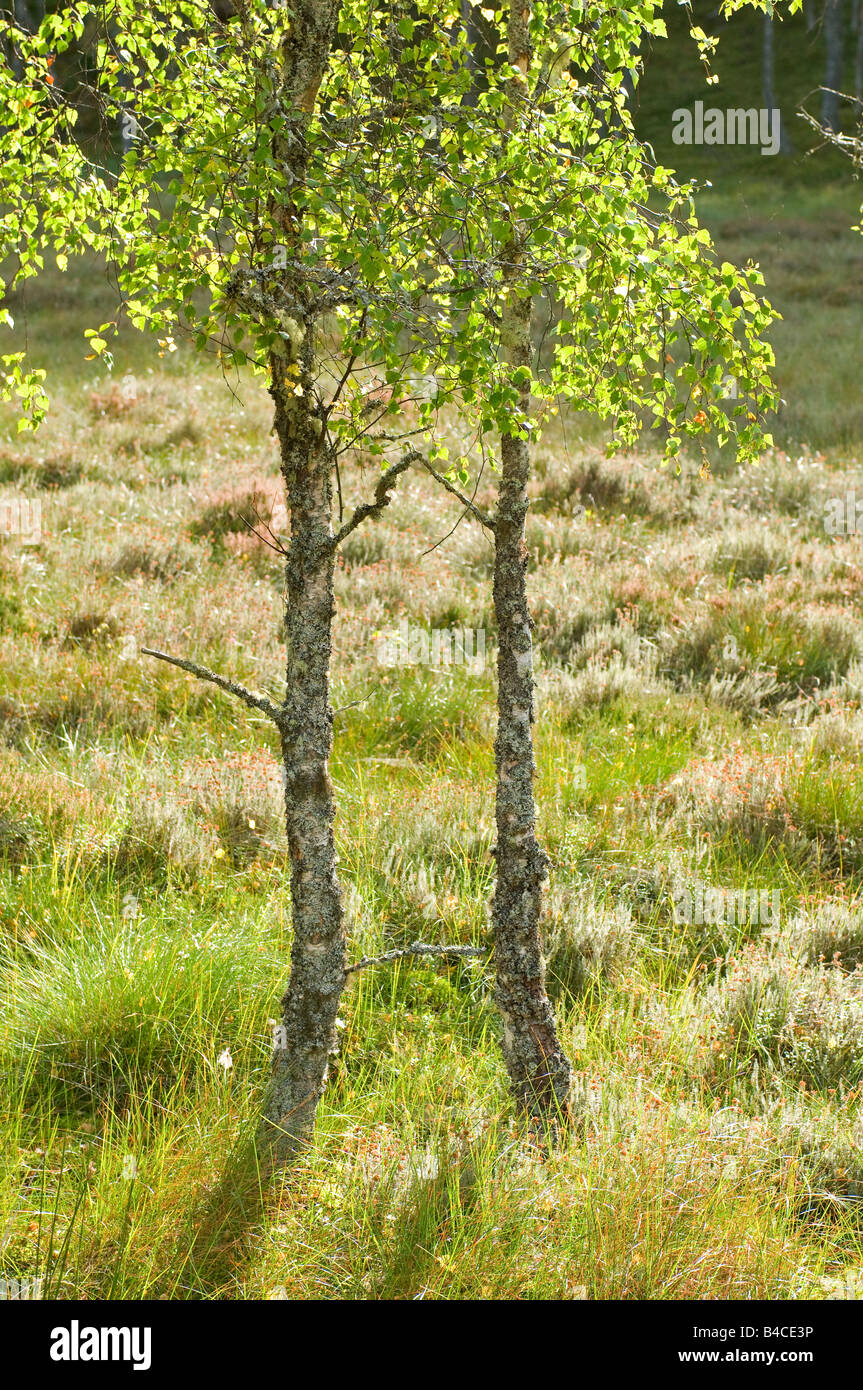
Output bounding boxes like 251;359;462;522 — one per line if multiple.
258;0;348;1164
490;0;572;1130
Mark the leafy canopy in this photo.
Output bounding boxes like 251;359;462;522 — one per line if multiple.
0;0;799;462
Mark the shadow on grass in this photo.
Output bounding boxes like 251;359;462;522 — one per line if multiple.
170;1118;298;1300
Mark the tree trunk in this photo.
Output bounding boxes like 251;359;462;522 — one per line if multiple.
261;0;346;1165
13;1;41;32
822;0;845;133
265;340;346;1163
855;1;863;115
621;35;646;116
491;0;572;1129
4;0;41;77
762;14;793;154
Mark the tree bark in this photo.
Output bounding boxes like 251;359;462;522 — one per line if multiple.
3;0;42;77
266;338;346;1163
762;14;793;154
13;1;42;32
855;0;863;115
821;0;845;133
260;0;347;1165
491;0;572;1129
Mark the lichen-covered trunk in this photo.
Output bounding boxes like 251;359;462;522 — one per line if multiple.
265;350;346;1162
261;0;345;1163
492;314;573;1124
491;0;572;1127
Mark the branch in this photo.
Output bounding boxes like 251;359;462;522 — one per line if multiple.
345;940;486;975
331;449;419;548
799;104;863;166
141;649;283;722
418;458;496;532
237;506;289;558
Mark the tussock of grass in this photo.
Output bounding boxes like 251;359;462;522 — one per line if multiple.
1;913;283;1107
690;940;863;1098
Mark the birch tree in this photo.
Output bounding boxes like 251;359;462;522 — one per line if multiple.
489;0;572;1123
763;10;793;152
453;0;796;1126
853;0;863;114
0;0;488;1164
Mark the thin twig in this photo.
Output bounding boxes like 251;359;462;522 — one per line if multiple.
419;508;471;559
141;648;283;722
332;691;375;715
418;457;496;532
345;941;487;975
237;507;289;558
330;449;419;548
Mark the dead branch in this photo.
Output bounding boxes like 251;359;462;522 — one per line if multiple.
345;940;486;974
141;648;283;722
